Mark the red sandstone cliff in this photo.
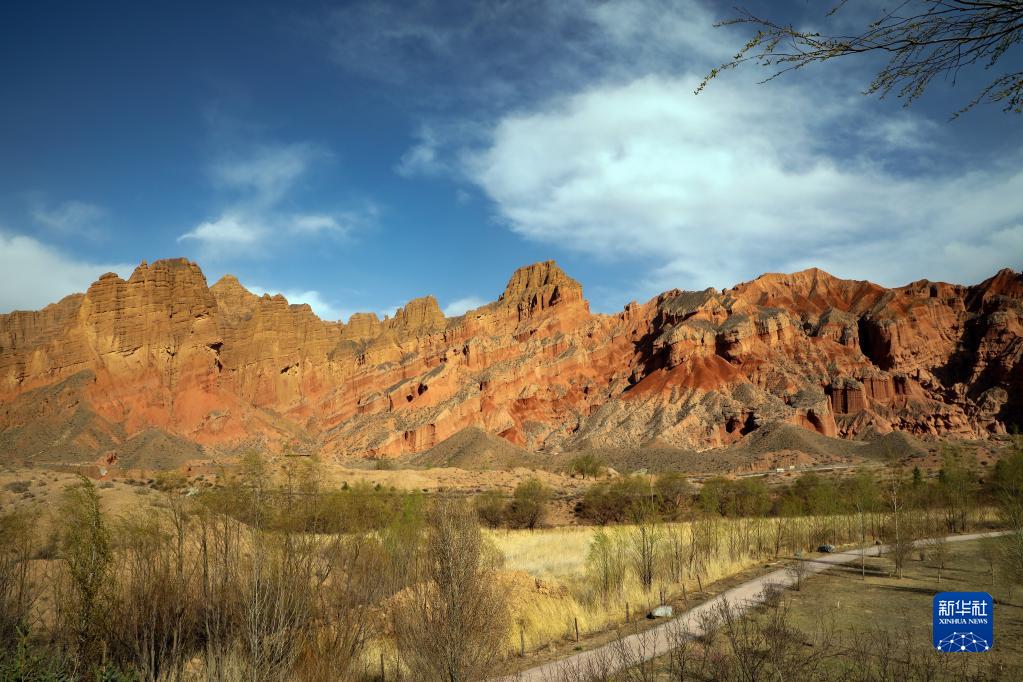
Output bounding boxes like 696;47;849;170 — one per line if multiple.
1;259;1020;462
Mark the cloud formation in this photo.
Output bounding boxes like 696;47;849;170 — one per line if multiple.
442;295;487;316
245;282;343;321
0;233;133;312
465;73;1023;293
31;199;107;238
343;0;1022;297
179;142;372;258
325;0;724;110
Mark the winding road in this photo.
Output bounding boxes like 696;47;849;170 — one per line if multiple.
496;531;1008;681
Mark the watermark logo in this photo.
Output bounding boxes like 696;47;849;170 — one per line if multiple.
933;592;993;652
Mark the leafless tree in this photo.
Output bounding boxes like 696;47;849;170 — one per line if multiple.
106;509;199;681
0;508;36;645
786;550;810;591
587;528;627;602
629;503;663;592
299;534;386;681
57;477;113;669
924;535;954;583
393;500;510;682
999;496;1023;593
700;1;1023;116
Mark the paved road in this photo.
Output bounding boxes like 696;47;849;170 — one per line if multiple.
496;531;1008;682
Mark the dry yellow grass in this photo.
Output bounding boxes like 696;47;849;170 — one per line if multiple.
487;511;950;653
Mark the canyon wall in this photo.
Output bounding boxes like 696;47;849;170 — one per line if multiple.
1;259;1019;462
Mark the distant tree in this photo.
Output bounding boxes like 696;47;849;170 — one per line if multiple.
700;1;1023;116
506;478;550;530
989;439;1023;591
697;477;772;518
654;471;693;519
579;476;652;524
938;445;977;533
848;469;880;579
998;499;1023;592
474;489;506;528
924;536;954;583
570;453;606;479
883;459;909;579
698;477;729;516
990;439;1023;500
731;478;772;517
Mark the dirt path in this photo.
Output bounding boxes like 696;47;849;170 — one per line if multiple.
496;531;1008;681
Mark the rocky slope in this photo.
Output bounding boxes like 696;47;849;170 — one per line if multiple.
0;258;1019;464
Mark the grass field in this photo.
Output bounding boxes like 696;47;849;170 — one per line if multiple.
629;537;1023;680
486;512;893;656
781;539;1021;652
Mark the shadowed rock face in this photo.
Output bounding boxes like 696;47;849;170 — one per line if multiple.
1;258;1020;461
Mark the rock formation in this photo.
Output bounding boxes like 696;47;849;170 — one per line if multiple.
1;258;1020;463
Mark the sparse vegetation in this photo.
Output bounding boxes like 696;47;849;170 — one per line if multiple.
570;453;607;479
505;477;551;530
0;439;1019;679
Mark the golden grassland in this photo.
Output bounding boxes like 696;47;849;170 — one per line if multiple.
486;510;978;655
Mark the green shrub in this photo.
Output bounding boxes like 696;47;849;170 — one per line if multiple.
569;453;606;479
505;478;550;529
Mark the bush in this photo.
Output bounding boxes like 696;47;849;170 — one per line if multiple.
505;478;550;529
474;490;506;528
3;481;29;494
578;476;652;524
570;453;606;479
697;476;771;517
654;471;693;519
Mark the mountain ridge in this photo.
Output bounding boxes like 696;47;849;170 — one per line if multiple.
1;258;1020;465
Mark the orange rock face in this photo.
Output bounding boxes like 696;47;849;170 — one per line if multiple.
1;259;1020;461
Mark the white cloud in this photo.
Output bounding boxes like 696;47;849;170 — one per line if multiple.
396;127;442;177
464;73;1023;293
443;295;487;316
290;214;344;235
180;141;373;257
210;143;321;206
31;199;107;236
326;0;726;108
0;233;133;312
179;212;267;256
360;0;1020;298
245;283;343;321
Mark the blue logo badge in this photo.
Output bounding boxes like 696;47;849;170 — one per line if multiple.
933;592;993;652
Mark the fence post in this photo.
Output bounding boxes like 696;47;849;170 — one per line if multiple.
520;624;525;656
626;602;630;623
574;617;579;642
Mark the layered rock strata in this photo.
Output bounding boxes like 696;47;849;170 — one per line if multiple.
1;258;1019;460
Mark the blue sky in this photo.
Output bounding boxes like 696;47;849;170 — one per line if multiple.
1;0;1021;320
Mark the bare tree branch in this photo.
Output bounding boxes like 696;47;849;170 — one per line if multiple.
698;1;1023;116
